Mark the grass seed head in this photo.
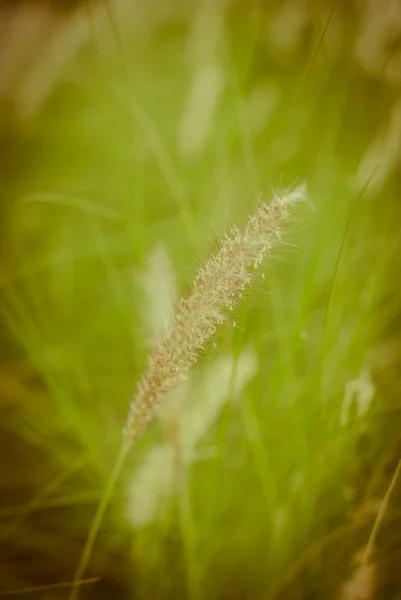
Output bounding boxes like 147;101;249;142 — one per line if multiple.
123;185;306;447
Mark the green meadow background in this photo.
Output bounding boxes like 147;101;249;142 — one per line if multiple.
0;1;400;598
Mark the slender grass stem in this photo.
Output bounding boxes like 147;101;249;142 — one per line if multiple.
69;443;130;600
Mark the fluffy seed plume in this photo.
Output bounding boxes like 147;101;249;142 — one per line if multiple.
123;185;305;448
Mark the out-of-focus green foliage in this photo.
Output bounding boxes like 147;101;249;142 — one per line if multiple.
0;1;400;598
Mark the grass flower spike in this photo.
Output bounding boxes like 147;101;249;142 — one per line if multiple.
70;185;305;600
123;185;306;448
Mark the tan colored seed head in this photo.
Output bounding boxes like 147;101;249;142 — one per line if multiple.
123;185;305;448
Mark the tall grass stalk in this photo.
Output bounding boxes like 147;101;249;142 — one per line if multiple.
69;186;305;600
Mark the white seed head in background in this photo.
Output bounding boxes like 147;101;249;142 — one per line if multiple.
126;350;257;528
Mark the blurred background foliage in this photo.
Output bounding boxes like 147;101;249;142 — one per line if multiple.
0;0;400;598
